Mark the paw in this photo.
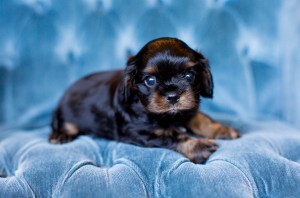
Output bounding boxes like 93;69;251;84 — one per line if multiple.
214;125;240;140
48;131;76;144
177;138;218;164
189;138;218;163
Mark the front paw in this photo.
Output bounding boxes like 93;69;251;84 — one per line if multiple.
176;138;218;163
215;125;240;140
49;131;76;144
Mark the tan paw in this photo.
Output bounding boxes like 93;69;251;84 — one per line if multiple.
48;131;76;144
214;125;240;140
177;138;218;163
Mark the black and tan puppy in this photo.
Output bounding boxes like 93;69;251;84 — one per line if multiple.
49;37;239;163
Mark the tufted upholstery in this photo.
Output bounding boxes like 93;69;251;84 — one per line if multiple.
1;121;300;197
1;0;300;197
1;0;300;128
0;122;300;197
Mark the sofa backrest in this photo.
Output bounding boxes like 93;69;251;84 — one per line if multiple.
0;0;299;129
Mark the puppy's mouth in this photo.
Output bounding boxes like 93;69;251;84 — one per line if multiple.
166;106;184;115
147;90;197;114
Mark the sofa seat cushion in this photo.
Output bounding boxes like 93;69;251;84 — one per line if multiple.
0;120;300;197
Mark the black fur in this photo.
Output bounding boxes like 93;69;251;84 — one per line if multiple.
49;38;238;163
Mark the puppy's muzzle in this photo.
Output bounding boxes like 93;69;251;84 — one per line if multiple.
164;84;183;104
166;92;180;104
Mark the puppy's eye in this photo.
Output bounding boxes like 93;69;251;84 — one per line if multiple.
185;72;195;83
144;76;157;87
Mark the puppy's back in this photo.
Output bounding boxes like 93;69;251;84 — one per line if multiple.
51;70;123;139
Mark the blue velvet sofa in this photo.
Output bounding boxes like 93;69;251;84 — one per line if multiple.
1;0;300;197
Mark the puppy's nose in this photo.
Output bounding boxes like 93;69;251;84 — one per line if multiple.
166;93;180;104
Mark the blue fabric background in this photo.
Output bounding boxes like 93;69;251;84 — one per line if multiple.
0;0;300;197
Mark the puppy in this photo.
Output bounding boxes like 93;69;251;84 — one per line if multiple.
49;37;240;163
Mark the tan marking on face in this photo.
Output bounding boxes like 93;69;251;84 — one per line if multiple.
148;92;169;113
147;88;197;113
64;122;79;135
177;87;196;110
143;66;159;75
185;61;197;68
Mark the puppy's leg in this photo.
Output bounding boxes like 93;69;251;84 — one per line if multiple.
49;119;80;144
187;112;240;139
122;129;218;163
174;134;218;163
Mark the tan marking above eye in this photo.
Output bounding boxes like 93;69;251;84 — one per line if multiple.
185;61;197;68
143;66;159;74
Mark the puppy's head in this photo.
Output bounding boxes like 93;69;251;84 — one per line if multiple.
124;37;213;115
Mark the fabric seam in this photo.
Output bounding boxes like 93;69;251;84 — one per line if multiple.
208;158;258;198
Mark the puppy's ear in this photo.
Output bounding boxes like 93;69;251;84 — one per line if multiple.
199;58;213;98
122;56;137;101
